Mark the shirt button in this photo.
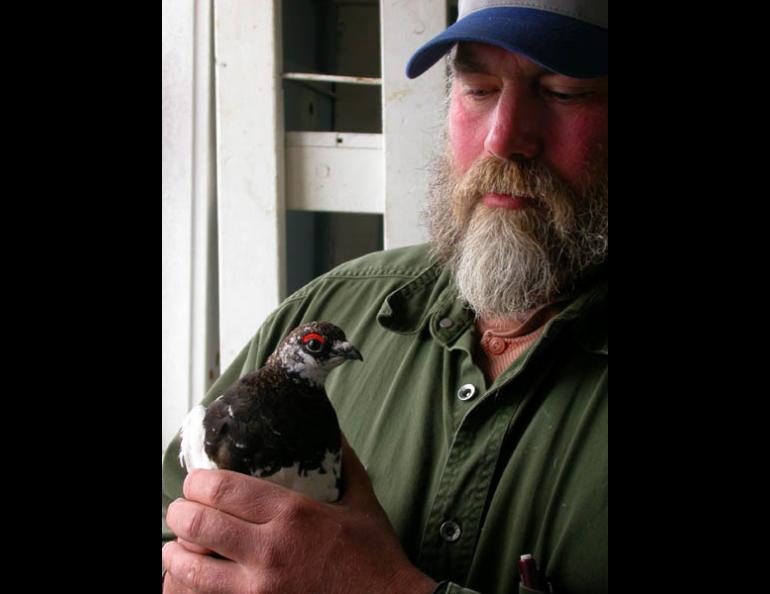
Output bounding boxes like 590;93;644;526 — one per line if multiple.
488;336;506;355
439;318;454;329
457;384;476;401
439;520;462;542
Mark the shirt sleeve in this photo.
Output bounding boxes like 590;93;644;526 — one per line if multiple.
442;583;482;593
442;581;553;593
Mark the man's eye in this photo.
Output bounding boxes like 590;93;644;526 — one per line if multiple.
465;88;495;100
542;88;593;102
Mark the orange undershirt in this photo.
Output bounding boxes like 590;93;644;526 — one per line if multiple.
475;303;563;383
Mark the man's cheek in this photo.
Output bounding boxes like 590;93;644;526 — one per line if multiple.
448;99;487;174
544;116;608;189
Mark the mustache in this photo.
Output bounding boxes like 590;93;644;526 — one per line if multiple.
451;157;578;228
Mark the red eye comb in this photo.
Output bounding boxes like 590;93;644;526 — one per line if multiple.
302;333;325;344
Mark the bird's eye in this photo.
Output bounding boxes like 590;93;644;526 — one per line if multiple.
302;332;326;353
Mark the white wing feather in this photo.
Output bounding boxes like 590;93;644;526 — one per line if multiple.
179;405;218;471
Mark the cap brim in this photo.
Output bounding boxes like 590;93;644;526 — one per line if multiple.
405;8;607;79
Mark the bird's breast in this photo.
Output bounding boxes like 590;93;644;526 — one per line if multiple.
256;449;342;503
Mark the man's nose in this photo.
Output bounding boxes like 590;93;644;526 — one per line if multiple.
484;86;542;161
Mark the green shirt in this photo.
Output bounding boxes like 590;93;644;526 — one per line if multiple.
162;243;608;594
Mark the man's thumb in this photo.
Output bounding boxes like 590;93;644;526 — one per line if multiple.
339;433;375;505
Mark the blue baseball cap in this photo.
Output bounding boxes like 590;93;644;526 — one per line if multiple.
406;0;608;79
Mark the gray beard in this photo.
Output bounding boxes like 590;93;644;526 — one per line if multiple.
423;150;608;319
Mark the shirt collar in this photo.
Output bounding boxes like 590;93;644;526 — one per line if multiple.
377;261;607;354
375;262;442;334
376;262;472;343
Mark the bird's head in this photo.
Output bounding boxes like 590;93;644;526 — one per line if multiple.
268;321;363;386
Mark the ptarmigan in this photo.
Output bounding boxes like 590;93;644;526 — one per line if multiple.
179;321;362;502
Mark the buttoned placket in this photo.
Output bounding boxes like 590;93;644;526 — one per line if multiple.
415;301;533;583
417;382;519;583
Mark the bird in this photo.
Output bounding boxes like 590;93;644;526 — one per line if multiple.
179;321;362;503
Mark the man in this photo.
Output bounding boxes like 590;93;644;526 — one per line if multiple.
162;1;608;592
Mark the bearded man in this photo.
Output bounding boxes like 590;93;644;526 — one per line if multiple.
162;1;608;593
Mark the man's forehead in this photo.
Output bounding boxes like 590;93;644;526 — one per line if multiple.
453;43;556;77
453;42;607;82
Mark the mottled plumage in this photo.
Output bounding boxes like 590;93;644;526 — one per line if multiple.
179;321;362;502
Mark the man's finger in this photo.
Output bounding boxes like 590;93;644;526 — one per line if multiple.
163;570;197;594
338;433;376;506
183;469;297;524
162;541;239;593
176;537;211;556
166;498;256;564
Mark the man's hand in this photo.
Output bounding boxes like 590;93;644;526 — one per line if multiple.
162;435;437;594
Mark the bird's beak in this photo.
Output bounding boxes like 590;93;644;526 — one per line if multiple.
336;341;363;361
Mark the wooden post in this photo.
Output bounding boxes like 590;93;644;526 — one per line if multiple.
214;0;286;369
380;0;447;248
